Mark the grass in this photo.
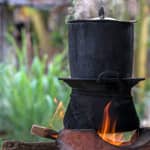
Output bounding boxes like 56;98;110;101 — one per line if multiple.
0;31;70;143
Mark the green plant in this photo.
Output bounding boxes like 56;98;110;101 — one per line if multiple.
0;31;70;142
0;138;2;150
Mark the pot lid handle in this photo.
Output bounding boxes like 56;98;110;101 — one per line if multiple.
99;0;105;19
99;6;105;19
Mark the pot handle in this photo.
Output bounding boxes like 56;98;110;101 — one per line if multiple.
96;71;121;82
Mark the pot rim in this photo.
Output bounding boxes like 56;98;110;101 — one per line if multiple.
68;18;136;24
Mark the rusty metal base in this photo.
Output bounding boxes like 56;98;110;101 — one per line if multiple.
58;128;150;150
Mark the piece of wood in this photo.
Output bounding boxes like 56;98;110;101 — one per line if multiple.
2;141;58;150
57;128;150;150
31;124;58;140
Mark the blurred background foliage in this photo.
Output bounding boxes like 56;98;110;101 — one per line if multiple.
0;0;150;149
0;31;70;142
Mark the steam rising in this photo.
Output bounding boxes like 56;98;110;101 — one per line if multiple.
68;0;130;21
69;0;101;20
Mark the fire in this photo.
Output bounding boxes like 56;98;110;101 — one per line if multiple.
97;102;136;146
49;98;65;129
50;133;59;139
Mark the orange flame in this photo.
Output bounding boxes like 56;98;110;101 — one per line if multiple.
97;102;136;146
49;98;65;129
50;133;59;139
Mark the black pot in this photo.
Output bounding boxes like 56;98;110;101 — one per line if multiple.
68;19;134;79
62;78;143;132
64;89;139;132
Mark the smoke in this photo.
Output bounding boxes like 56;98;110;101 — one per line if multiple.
67;0;130;21
69;0;101;20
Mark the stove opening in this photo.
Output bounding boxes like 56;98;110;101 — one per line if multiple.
97;102;137;146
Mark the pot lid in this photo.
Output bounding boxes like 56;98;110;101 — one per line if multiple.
69;6;136;24
68;17;136;24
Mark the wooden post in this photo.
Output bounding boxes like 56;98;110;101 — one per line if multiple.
135;1;149;79
0;4;13;62
0;4;5;62
134;0;149;103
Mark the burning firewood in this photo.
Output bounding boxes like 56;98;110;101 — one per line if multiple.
31;125;58;140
